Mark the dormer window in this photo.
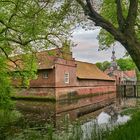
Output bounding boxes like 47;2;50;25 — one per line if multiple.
64;72;69;84
43;72;48;78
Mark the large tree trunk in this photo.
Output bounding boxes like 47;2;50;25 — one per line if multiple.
120;37;140;70
76;0;140;70
129;48;140;70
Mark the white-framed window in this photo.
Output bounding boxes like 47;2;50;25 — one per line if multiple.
43;71;48;78
64;72;69;84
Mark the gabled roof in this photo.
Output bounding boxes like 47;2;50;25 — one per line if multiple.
76;61;114;81
8;50;115;81
36;52;55;70
8;48;72;71
8;51;56;71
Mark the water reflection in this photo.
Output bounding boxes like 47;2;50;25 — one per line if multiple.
81;112;130;140
16;101;56;127
97;112;111;124
0;95;129;138
15;94;115;128
117;115;130;124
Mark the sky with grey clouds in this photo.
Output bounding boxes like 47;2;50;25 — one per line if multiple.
72;28;126;63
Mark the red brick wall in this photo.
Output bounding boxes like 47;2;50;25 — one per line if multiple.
77;79;115;86
13;56;116;102
30;69;55;87
76;86;116;95
55;85;116;100
15;87;55;98
55;58;77;87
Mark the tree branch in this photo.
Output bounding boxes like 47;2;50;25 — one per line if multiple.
77;0;125;42
115;0;125;31
76;0;88;14
0;0;16;5
8;0;19;23
1;32;64;48
125;0;138;33
0;19;21;34
0;46;22;71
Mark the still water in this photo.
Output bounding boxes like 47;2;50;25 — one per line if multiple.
0;96;130;140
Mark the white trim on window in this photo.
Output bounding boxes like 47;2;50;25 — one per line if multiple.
64;72;69;84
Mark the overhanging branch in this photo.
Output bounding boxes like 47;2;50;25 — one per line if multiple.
76;0;127;45
125;0;138;33
76;0;125;41
115;0;125;31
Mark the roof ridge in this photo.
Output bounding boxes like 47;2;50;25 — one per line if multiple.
75;60;95;65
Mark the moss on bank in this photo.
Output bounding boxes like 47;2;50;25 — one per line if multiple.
11;95;56;102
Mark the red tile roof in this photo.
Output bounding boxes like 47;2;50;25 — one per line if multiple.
7;52;55;71
76;61;114;81
123;70;136;79
36;52;55;69
8;50;114;81
8;48;72;71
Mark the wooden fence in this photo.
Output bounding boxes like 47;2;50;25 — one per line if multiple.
117;80;138;98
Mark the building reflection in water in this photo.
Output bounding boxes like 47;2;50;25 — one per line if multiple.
16;92;116;128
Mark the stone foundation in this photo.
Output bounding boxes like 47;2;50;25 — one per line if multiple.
55;85;116;100
14;85;116;101
15;87;55;98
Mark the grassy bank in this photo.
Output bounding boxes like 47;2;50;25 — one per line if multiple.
105;110;140;140
0;109;22;140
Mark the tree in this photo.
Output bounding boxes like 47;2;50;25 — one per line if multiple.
96;61;110;71
117;58;136;71
96;58;136;71
96;62;103;70
76;0;140;70
0;0;79;107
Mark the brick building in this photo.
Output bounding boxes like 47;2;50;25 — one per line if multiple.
12;48;116;101
104;49;137;85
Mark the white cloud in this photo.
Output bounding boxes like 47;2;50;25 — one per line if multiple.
72;28;126;63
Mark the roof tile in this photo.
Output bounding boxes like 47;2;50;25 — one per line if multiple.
76;61;114;81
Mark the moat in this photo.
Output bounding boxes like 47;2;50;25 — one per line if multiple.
0;95;135;140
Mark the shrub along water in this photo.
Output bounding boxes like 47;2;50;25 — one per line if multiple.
105;110;140;140
0;109;22;140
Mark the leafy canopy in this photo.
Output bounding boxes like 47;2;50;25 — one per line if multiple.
117;58;136;71
89;0;140;49
96;61;110;71
96;58;136;71
0;0;79;107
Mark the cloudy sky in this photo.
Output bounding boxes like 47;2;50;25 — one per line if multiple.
72;28;126;63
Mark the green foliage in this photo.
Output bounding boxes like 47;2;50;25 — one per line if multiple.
100;0;118;27
105;111;140;140
117;58;136;71
96;61;110;71
0;0;80;107
0;0;78;62
0;57;14;109
0;0;79;51
98;29;115;50
98;0;118;49
96;57;136;72
98;0;130;48
0;109;22;140
0;109;21;127
98;0;117;49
